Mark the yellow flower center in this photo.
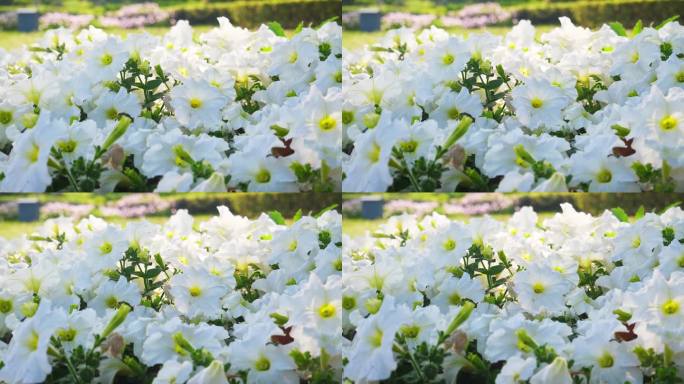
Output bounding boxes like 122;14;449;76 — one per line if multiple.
631;236;641;248
442;54;455;65
189;286;202;297
100;53;113;66
443;238;456;251
0;110;12;125
57;139;77;154
400;140;418;153
530;97;543;109
57;327;77;342
99;241;113;254
0;299;12;314
318;115;337;131
26;143;40;163
369;327;383;348
532;282;545;294
106;107;119;120
662;299;680;315
189;98;202;109
447;107;460;119
289;52;298;64
400;324;421;339
676;71;684;83
660;115;677;131
318;303;336;318
367;142;381;163
26;330;39;351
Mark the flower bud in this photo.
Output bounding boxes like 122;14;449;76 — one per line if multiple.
102;116;132;151
443;116;473;150
445;301;475;336
102;304;131;338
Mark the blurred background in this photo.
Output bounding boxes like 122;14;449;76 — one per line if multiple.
0;193;341;238
343;193;684;236
0;0;340;49
342;0;684;49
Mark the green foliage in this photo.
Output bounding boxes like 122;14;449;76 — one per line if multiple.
459;245;516;307
634;346;684;384
290;349;339;384
170;0;341;29
114;246;175;311
514;1;684;29
118;60;174;123
631;162;676;192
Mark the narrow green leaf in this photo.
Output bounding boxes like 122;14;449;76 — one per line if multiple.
268;210;286;225
656;15;679;30
267;21;286;37
318;16;338;29
660;201;681;214
634;205;645;220
293;209;303;222
314;203;338;218
611;207;629;222
632;20;643;37
294;21;304;35
609;22;627;37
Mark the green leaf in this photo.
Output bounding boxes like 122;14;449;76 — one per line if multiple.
660;201;681;214
611;207;629;222
314;203;338;218
268;210;286;225
267;21;286;37
656;15;679;30
634;205;645;220
632;20;643;37
609;22;627;37
318;16;338;29
293;209;303;222
294;21;304;35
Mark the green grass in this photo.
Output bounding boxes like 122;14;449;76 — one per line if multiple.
343;24;555;50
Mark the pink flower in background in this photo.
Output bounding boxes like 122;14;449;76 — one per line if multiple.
99;3;169;29
39;13;94;30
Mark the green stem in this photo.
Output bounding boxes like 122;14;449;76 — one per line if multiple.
401;158;422;192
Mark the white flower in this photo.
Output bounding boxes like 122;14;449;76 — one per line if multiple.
170;78;228;131
511;77;571;130
169;265;230;319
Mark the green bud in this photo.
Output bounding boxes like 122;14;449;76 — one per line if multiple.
102;116;132;151
172;331;195;353
513;144;536;167
445;301;475;336
612;309;632;322
102;304;131;338
270;312;289;326
443;116;473;150
515;328;538;351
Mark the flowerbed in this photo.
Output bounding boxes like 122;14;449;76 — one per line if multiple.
0;19;342;192
342;203;684;383
0;207;342;383
342;18;684;192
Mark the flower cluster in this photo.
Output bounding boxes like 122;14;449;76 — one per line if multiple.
0;19;342;192
342;203;684;383
342;18;684;192
39;13;95;30
0;207;342;383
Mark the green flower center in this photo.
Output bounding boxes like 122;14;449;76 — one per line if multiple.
676;71;684;83
105;296;119;308
254;356;271;371
255;169;271;183
443;238;456;251
442;54;455;65
448;292;461;305
597;353;614;368
57;327;77;342
100;53;113;66
596;168;612;183
447;107;460;119
400;140;418;153
0;110;12;125
0;298;12;314
99;241;113;254
367;142;381;163
342;110;354;125
57;139;78;154
400;324;421;339
342;296;356;310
